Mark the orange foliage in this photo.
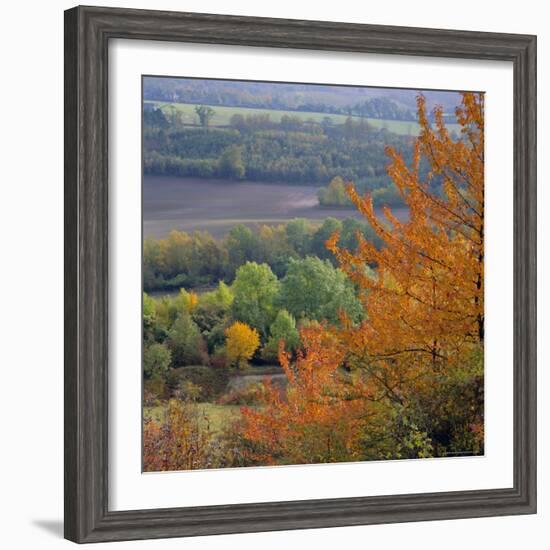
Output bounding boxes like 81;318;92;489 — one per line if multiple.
143;399;213;471
327;92;484;400
187;291;199;313
240;327;370;464
239;92;485;462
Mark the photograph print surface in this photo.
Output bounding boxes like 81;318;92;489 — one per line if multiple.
141;77;485;472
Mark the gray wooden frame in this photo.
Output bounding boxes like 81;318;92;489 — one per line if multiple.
64;5;537;543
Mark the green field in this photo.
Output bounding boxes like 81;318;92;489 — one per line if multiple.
144;100;460;136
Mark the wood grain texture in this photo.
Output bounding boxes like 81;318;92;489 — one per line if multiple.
64;5;537;543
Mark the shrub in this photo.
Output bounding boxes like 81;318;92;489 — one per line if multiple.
143;399;216;471
143;342;172;379
210;347;229;369
144;377;167;403
171;366;229;401
217;383;268;406
317;176;352;207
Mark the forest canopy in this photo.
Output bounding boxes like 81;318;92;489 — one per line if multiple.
143;217;383;292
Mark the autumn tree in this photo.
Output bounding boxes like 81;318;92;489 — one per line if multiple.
225;321;260;369
240;327;368;464
337;92;484;455
143;399;214;471
328;92;484;391
239;92;485;461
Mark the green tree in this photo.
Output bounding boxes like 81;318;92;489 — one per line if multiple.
215;280;234;308
143;342;172;379
263;309;300;361
199;280;234;310
278;257;362;324
218;145;246;179
166;313;207;367
224;225;260;278
194;105;215;129
231;262;280;338
143;238;164;288
317;176;351;207
229;113;245;129
285;218;312;256
255;224;297;278
163;230;192;278
143;292;157;343
143;107;169;129
338;218;364;252
187;230;226;285
192;302;227;354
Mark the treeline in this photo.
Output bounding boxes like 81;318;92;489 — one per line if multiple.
143;78;422;121
144;217;382;292
143;109;419;197
349;97;415;120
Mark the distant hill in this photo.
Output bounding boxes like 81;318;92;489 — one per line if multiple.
143;77;465;122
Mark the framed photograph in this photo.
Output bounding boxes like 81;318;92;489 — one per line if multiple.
64;5;537;543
